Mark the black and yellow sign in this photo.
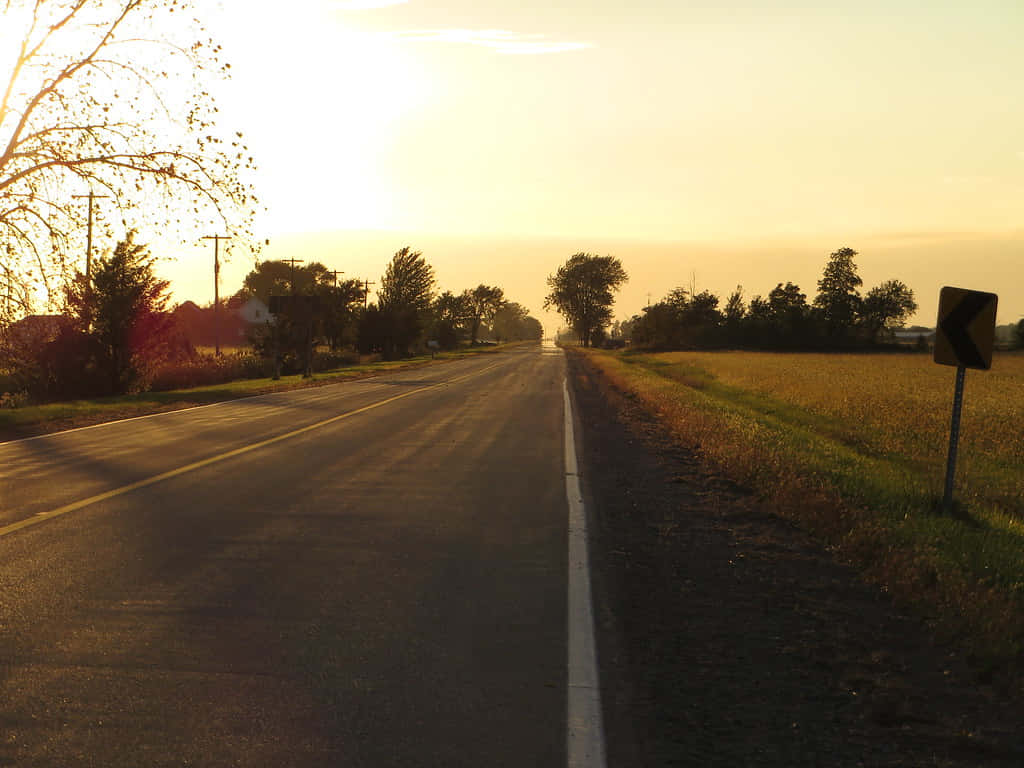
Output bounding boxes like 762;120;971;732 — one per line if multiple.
933;287;998;370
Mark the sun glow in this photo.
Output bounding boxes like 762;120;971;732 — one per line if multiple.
206;1;434;235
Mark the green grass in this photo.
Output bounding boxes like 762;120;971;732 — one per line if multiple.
0;342;517;441
581;347;1024;671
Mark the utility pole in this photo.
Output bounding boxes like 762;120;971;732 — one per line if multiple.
72;191;110;282
72;191;109;329
363;278;376;310
201;234;230;356
2;262;10;320
284;257;305;293
328;269;344;287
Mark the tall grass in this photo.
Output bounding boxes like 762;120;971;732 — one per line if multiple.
581;348;1024;671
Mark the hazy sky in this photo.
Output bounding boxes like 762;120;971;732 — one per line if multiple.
168;0;1024;329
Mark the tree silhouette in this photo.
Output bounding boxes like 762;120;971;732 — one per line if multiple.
767;282;810;339
379;247;435;313
544;253;627;347
241;260;331;304
723;286;746;340
492;302;542;342
66;232;175;394
0;0;257;319
315;278;365;350
376;247;435;357
814;247;863;340
431;290;471;349
462;284;505;344
861;280;917;343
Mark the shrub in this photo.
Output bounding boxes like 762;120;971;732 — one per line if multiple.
0;390;28;409
148;352;270;391
312;348;361;371
1;318;109;401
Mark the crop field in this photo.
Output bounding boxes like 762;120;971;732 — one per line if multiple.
581;347;1024;665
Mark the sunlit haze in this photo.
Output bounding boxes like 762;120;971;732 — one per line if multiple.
163;0;1024;330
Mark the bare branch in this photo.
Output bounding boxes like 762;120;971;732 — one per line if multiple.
1;0;257;313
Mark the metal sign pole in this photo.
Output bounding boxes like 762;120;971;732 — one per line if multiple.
942;365;966;513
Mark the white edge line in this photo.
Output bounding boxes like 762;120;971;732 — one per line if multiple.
0;393;267;447
564;375;607;768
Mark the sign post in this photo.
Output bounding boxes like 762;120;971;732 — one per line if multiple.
941;365;966;512
933;286;997;513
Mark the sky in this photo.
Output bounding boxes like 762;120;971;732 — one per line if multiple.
166;0;1024;331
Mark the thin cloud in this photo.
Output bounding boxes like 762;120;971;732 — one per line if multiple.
398;29;591;54
334;0;409;9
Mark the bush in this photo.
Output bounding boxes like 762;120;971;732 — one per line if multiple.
1;319;109;401
0;390;29;409
148;352;270;391
311;348;361;371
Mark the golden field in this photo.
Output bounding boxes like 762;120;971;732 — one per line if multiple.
580;347;1024;667
593;349;1024;519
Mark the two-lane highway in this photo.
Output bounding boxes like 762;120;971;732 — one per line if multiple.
0;344;588;766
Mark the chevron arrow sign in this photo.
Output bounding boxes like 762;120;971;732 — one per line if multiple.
933;287;998;370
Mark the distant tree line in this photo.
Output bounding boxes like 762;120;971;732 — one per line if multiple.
247;247;541;366
624;248;918;350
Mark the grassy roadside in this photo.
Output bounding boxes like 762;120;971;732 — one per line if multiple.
575;346;1024;678
0;343;516;442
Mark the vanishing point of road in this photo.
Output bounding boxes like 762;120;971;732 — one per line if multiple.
0;342;600;767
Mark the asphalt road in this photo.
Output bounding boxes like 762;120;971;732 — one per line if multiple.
0;344;572;767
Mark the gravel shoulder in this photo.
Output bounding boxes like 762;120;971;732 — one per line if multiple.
568;351;1023;767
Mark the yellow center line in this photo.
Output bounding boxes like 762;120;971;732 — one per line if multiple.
0;361;503;539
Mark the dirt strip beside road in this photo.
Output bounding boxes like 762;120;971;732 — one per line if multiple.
568;352;1023;767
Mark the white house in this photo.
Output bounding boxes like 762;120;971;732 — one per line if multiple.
236;297;269;324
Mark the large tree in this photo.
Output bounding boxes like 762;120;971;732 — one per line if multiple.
433;290;471;327
462;284;505;344
240;260;332;304
861;280;918;343
315;278;365;351
767;281;810;338
430;290;471;349
544;253;628;347
813;247;863;339
0;0;257;325
375;246;435;357
378;247;434;313
66;231;175;393
724;286;749;325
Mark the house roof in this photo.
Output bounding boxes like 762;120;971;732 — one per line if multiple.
173;300;203;314
7;314;66;342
